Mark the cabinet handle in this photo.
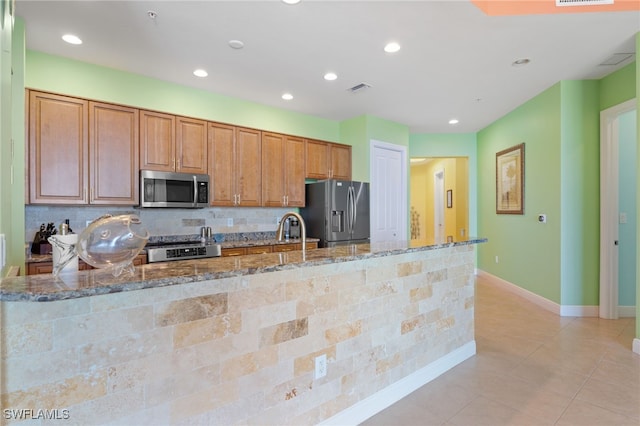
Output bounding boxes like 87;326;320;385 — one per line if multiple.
90;187;94;201
286;195;289;206
237;194;241;205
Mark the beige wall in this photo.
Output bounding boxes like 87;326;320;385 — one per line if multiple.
410;158;469;243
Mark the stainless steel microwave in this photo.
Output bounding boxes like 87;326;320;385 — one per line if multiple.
140;170;209;208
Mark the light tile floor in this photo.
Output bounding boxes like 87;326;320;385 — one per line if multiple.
362;276;639;426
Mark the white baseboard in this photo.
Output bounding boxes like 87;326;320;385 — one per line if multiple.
634;339;640;355
477;270;561;315
560;305;599;317
476;270;602;317
319;341;476;426
618;306;637;318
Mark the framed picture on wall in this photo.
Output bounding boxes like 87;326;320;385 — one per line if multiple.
496;143;525;214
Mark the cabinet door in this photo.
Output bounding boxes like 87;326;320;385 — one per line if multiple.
89;102;139;205
176;117;207;174
209;123;236;206
140;110;175;172
236;127;262;206
261;132;285;207
284;136;306;206
305;139;330;179
330;143;352;180
29;91;89;204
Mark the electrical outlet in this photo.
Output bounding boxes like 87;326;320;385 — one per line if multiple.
315;354;327;379
495;255;499;264
276;216;280;225
227;218;233;227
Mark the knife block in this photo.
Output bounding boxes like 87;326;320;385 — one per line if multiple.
31;242;52;255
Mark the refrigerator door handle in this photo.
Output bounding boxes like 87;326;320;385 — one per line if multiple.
347;186;353;234
352;186;358;231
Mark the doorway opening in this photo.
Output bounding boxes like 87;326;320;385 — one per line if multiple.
599;99;637;319
410;157;469;245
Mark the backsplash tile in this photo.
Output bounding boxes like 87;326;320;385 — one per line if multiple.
25;206;293;245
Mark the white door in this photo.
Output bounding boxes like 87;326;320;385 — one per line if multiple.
599;98;636;319
370;140;407;243
434;170;445;242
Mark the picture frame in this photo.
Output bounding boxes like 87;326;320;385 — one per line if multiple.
446;189;453;208
496;143;524;215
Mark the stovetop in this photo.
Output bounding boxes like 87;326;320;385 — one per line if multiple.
145;241;221;263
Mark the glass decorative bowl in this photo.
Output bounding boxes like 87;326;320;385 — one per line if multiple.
76;214;149;276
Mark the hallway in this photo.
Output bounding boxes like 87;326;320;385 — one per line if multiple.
363;276;639;425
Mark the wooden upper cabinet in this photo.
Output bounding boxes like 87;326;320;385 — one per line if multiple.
329;143;352;180
209;124;261;206
305;139;330;179
89;102;139;205
176;117;207;174
305;139;351;180
262;133;305;207
236;127;262;206
29;91;89;204
261;132;286;207
208;123;236;206
140;110;176;172
285;136;306;206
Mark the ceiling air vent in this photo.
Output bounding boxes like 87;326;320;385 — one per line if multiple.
556;0;614;6
599;53;634;66
347;82;371;94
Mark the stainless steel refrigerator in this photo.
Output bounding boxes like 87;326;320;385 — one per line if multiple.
300;180;370;248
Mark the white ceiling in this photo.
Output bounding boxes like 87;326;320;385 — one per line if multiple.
15;0;640;133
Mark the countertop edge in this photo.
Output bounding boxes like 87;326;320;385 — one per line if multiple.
2;238;487;302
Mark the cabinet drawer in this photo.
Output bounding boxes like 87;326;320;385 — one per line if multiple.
273;243;300;252
221;247;247;257
246;246;273;255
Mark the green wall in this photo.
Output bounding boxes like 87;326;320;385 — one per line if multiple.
339;115;409;182
0;5;25;275
478;84;563;303
409;133;478;238
636;32;640;341
560;80;600;306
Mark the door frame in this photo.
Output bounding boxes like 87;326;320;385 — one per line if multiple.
434;169;445;242
599;98;636;319
369;139;408;242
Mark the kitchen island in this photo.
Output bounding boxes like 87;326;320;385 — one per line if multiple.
1;238;484;425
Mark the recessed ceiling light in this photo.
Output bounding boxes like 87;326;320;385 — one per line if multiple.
384;42;401;53
324;72;337;81
282;0;301;4
62;34;82;45
193;69;208;78
512;58;531;67
282;93;293;100
449;119;459;125
228;40;244;50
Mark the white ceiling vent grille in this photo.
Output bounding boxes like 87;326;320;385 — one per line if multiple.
599;52;634;66
556;0;614;6
347;82;371;94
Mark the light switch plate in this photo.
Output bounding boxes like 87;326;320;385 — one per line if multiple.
620;213;627;224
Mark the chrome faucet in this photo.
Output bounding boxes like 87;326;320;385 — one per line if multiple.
276;212;307;252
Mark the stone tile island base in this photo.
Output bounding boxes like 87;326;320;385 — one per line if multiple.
1;245;475;425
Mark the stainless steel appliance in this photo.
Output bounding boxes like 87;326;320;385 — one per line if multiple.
300;180;370;248
146;241;221;263
140;170;209;208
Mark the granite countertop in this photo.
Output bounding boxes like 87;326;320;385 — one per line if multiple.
3;237;487;302
26;238;320;264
